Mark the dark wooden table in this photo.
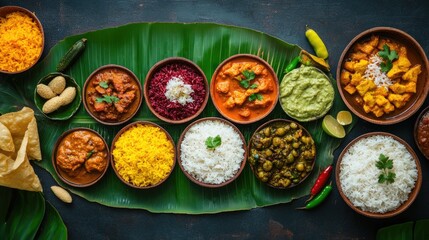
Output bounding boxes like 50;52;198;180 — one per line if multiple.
2;0;429;239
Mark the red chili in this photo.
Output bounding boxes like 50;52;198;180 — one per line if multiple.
308;165;332;200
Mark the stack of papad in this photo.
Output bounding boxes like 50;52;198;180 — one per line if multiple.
0;107;43;191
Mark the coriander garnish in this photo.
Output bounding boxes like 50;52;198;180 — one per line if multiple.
205;135;221;149
378;44;398;73
99;81;109;89
239;70;256;89
375;153;396;184
96;95;119;104
248;93;263;101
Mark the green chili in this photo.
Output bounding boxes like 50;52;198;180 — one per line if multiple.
302;184;332;209
284;56;301;74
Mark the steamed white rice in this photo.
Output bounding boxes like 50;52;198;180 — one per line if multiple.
180;120;245;184
339;135;418;213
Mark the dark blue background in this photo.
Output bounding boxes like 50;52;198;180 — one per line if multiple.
1;0;429;239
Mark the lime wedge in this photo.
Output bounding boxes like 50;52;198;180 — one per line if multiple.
336;110;353;126
322;115;346;138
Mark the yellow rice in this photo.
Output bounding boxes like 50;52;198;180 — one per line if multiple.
0;11;43;72
112;124;174;187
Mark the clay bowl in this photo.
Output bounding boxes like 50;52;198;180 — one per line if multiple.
83;64;142;125
52;128;110;187
144;57;209;124
414;105;429;159
337;27;429;125
248;119;316;189
177;117;247;188
210;54;279;124
110;121;176;189
336;132;422;218
0;6;44;74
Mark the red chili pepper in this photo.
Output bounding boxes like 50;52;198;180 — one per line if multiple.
307;165;333;201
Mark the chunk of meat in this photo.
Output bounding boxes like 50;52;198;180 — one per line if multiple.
216;81;230;94
85;155;107;173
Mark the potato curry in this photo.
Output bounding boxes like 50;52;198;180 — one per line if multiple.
340;35;422;117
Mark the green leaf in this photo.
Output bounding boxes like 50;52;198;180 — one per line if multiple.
86;149;95;159
35;201;67;240
205;135;222;149
378;44;398;73
249;93;263;101
96;95;119;103
239;70;256;89
99;81;109;89
376;221;413;240
0;22;355;214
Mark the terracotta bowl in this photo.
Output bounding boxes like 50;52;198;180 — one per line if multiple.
210;54;279;124
0;6;44;74
337;27;429;125
414;105;429;159
248;119;316;189
336;132;422;218
177;117;247;188
144;57;209;124
110;121;176;189
83;64;142;125
52;128;110;187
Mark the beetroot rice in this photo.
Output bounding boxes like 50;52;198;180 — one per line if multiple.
148;63;206;120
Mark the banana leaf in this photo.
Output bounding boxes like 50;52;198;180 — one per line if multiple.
0;22;354;214
35;201;68;240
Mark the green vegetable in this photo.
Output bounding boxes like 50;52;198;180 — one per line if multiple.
378;44;398;73
56;38;87;72
96;95;119;104
86;150;95;159
376;153;396;184
301;184;332;209
284;56;300;74
249;93;263;101
305;25;329;59
239;70;256;88
99;81;109;89
205;135;222;149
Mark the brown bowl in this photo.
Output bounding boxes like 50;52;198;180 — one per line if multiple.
337;27;429;125
248;119;316;189
0;6;44;74
414;105;429;159
336;132;422;218
177;117;247;188
83;64;142;125
144;57;209;124
52;128;110;187
210;54;279;124
110;121;176;189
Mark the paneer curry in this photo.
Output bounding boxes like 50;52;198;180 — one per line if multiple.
340;35;422;117
211;56;278;123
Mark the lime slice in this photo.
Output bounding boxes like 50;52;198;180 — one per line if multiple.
336;110;353;126
322;115;346;138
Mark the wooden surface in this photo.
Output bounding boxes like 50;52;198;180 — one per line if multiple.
2;0;429;239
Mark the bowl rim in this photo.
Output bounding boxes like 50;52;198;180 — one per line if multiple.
248;118;316;189
143;57;209;124
82;64;143;125
177;117;248;188
110;120;176;189
335;131;422;218
414;105;429;159
0;6;45;74
210;53;279;125
52;127;110;188
34;72;82;120
336;26;429;125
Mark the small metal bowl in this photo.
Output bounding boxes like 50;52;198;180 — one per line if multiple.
0;6;44;74
52;128;110;187
83;64;142;125
110;121;176;189
336;132;422;218
177;117;247;188
144;57;209;124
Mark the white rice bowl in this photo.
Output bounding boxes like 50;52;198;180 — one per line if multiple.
339;134;418;213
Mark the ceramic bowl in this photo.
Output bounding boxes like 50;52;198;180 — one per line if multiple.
83;64;142;125
177;117;247;188
34;72;81;120
0;6;44;74
210;54;279;124
414;105;429;159
248;119;316;189
110;121;176;189
336;132;422;218
52;128;110;187
337;27;429;125
144;57;208;124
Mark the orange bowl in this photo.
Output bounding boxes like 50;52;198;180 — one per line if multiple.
210;54;279;124
414;105;429;159
336;27;429;125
